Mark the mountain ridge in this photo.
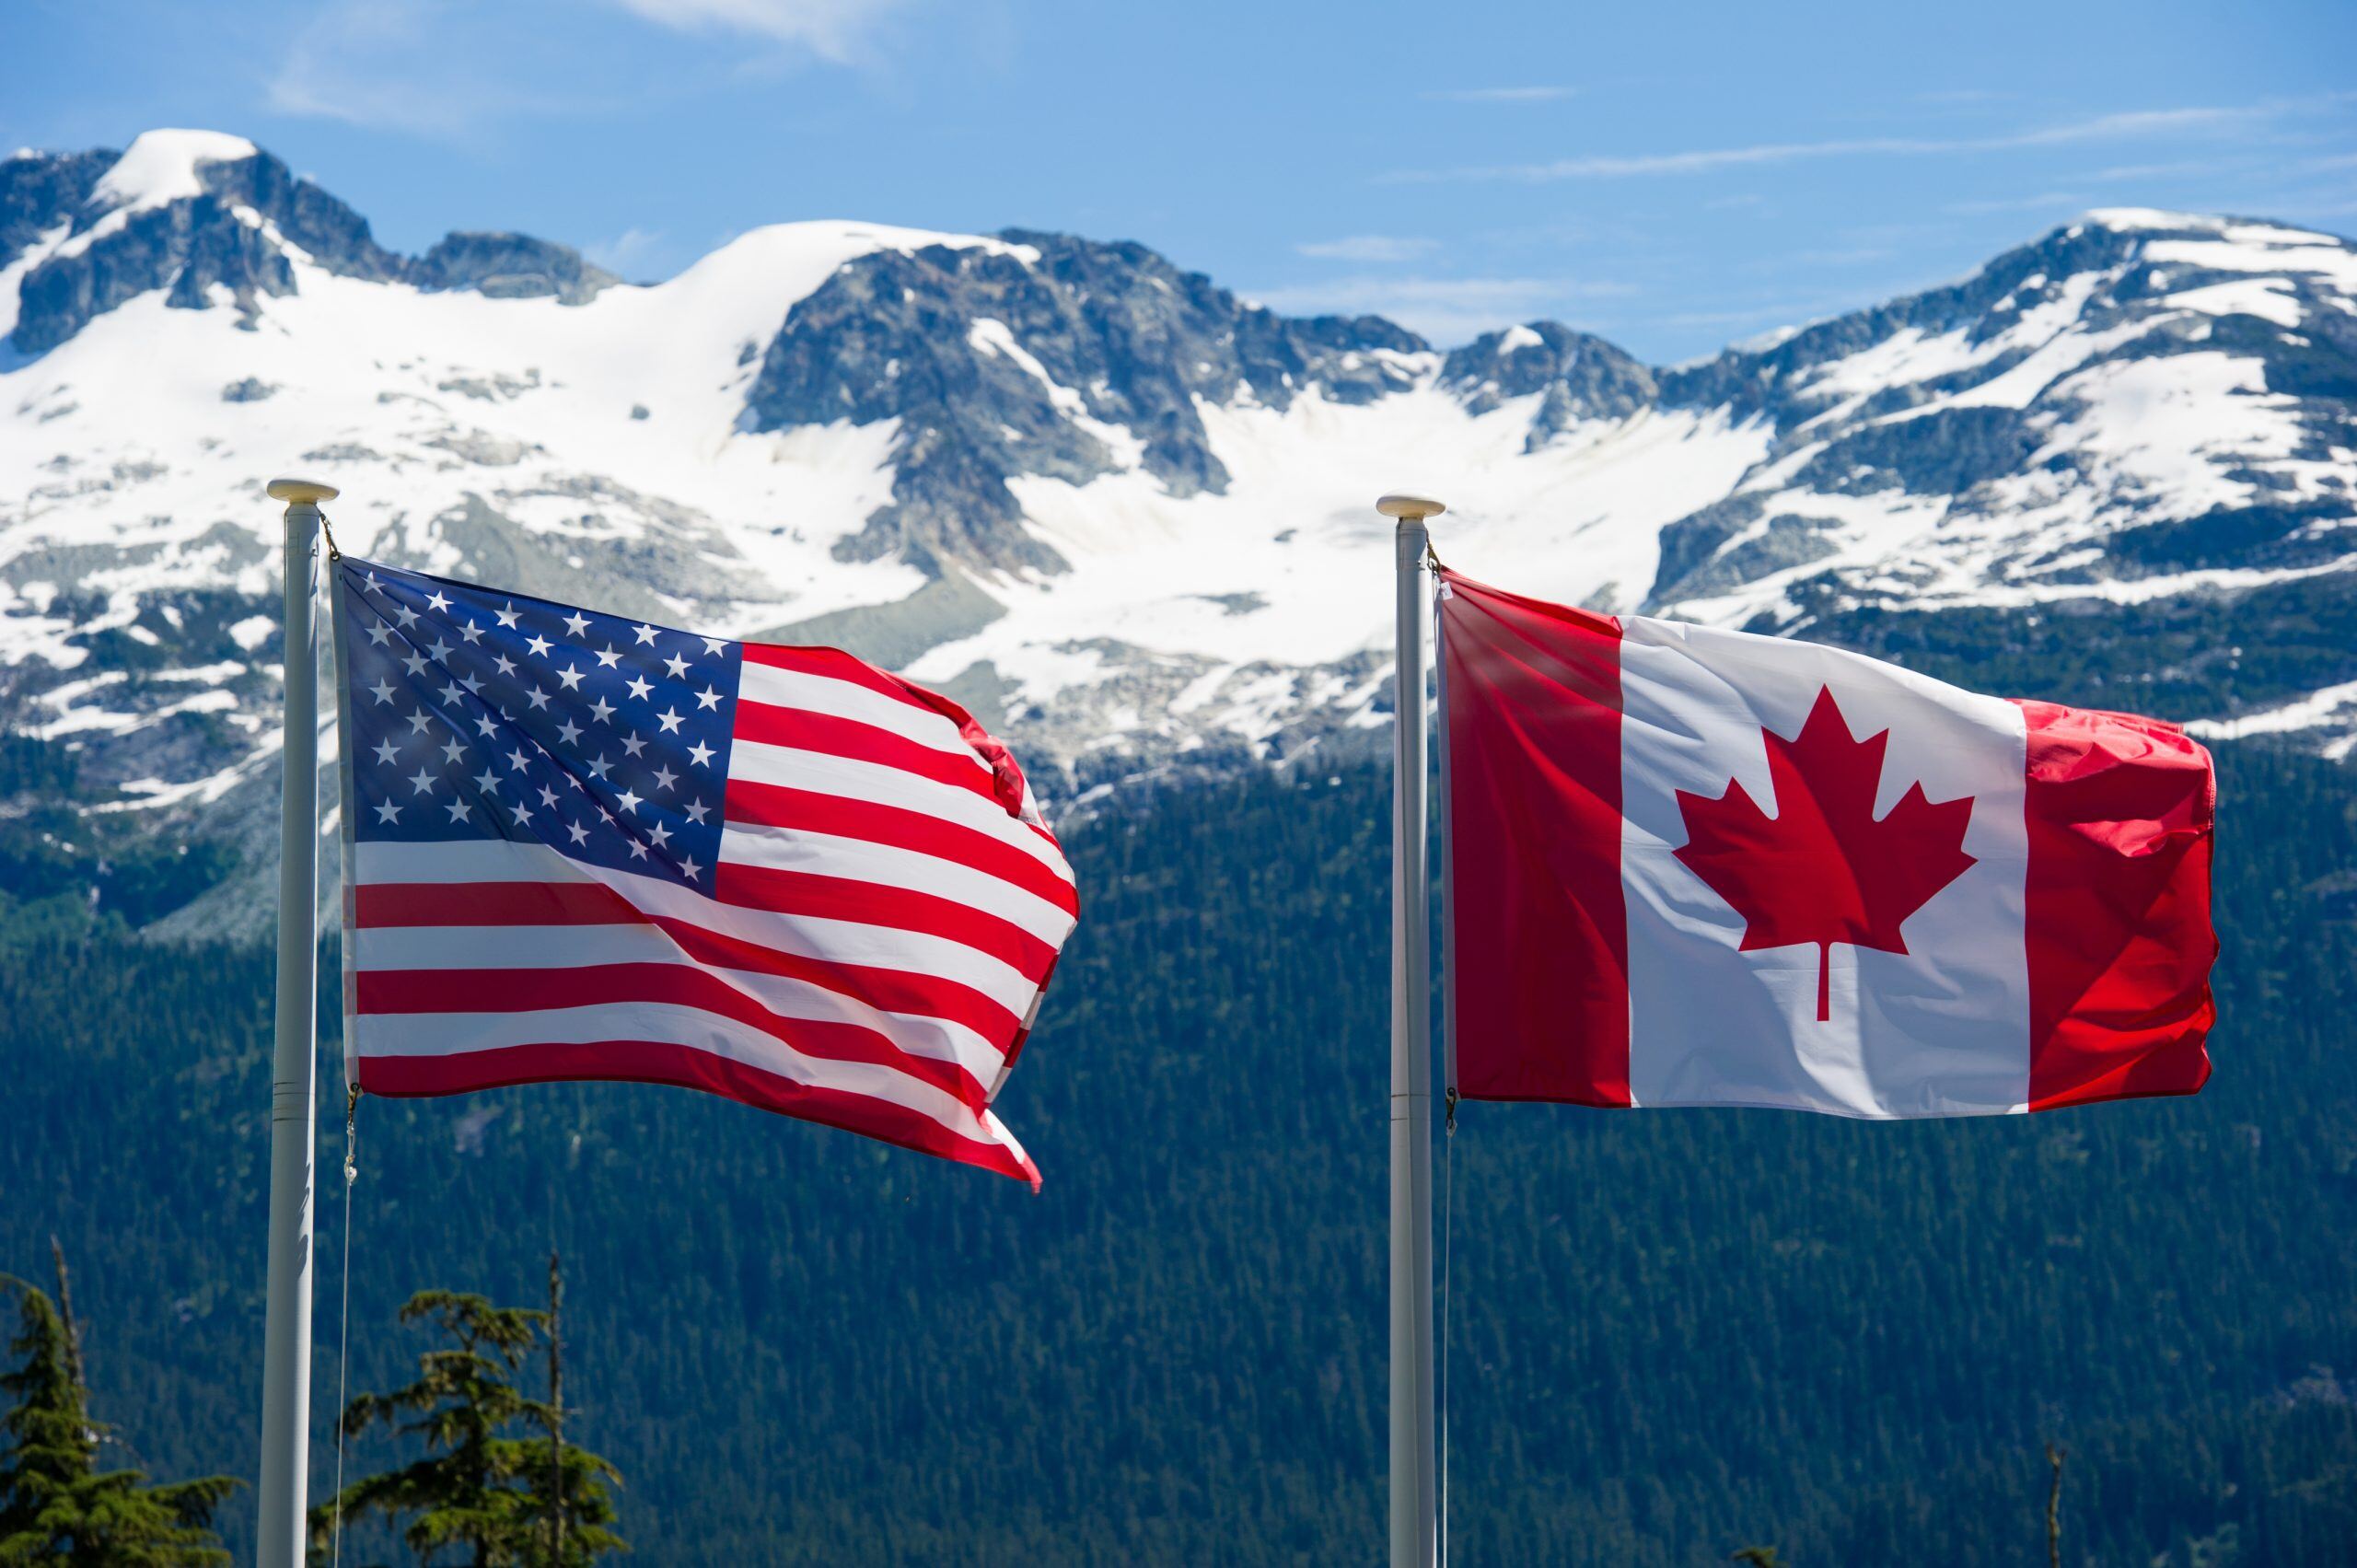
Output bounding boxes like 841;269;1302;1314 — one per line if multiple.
3;130;2354;938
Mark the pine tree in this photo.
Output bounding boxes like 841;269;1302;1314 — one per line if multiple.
313;1288;623;1568
0;1272;238;1566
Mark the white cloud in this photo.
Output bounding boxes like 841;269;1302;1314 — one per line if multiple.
265;0;900;135
1293;235;1436;262
604;0;906;60
264;0;596;136
583;225;671;277
1421;86;1573;104
1383;99;2335;184
1944;192;2087;216
1250;273;1636;344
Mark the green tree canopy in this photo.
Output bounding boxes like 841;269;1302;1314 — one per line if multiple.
313;1289;622;1568
0;1274;237;1566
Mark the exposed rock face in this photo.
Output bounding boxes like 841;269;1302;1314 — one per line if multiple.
6;140;607;354
1441;321;1658;448
6;136;2357;939
1;149;112;271
413;231;618;304
741;231;1424;574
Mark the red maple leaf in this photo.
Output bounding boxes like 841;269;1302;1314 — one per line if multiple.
1673;686;1978;1022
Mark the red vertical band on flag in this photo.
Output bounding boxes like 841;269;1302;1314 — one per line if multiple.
1438;568;1632;1106
2017;700;2217;1110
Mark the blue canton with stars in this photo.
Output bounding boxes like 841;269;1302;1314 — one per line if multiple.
337;557;742;889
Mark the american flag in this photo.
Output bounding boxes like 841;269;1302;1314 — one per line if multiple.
331;555;1075;1186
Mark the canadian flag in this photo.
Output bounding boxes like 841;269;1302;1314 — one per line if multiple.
1438;567;2216;1118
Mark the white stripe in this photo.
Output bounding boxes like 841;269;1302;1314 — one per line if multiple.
719;821;1077;947
352;839;1045;1019
737;663;993;766
1616;614;2032;1117
352;923;1009;1086
350;1001;1014;1151
728;740;1074;879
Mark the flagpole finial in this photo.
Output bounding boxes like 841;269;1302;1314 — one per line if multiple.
267;477;339;506
1376;494;1446;522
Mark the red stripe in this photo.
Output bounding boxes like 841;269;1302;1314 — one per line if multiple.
714;862;1061;983
356;1040;1037;1187
733;701;1005;805
354;964;990;1109
725;778;1079;916
356;879;639;928
1438;566;1632;1107
740;643;947;717
2018;700;2217;1110
351;880;1028;1041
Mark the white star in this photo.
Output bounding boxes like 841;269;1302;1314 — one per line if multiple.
407;709;434;736
371;739;400;765
587;754;613;780
426;639;451;662
679;854;703;880
662;653;690;680
407;766;435;796
632;622;659;646
555;719;582;746
525;687;552;712
683;798;710;825
446;798;471;823
700;637;725;656
526;633;552;659
493;654;517;678
694;685;722;712
400;650;428;678
509;799;533;825
625;675;653;703
588;697;616;725
495;602;520;630
687;740;715;768
459;673;484;695
440;680;465;705
616;787;644;815
565;819;590;845
373;800;402;824
393;602;419;629
628;838;649;859
556;666;584;691
459;620;483;645
651;764;678;793
647;820;673;849
369;679;396;705
440;738;465;765
594;645;621;668
656;707;684;735
425;589;451;614
537;784;561;809
363;570;381;591
365;622;392;648
473;769;499;795
506;747;530;772
621;732;647;758
563;610;591;638
473;714;499;739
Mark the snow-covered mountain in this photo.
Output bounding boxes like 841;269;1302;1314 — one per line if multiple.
5;129;2355;934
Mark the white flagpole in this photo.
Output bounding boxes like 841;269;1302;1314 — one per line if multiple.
258;475;337;1568
1379;492;1446;1568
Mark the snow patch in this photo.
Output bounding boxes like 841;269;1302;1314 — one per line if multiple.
90;129;257;215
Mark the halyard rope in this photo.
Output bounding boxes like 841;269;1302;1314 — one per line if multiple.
1440;1090;1456;1568
331;1086;358;1568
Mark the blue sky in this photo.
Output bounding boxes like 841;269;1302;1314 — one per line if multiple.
10;0;2355;361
